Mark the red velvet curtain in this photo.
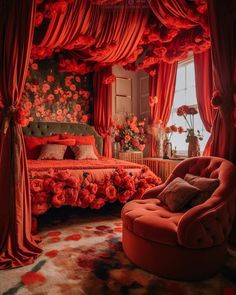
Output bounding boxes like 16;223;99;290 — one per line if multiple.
149;61;178;156
93;68;112;158
0;0;42;269
34;1;148;64
207;0;236;163
194;49;215;155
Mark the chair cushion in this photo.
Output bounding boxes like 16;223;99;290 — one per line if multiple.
158;177;200;212
122;199;184;246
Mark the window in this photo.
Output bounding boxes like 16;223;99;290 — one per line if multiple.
167;57;210;155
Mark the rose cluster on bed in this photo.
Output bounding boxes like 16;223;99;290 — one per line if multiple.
30;167;161;232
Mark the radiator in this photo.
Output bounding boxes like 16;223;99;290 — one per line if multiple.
143;158;182;182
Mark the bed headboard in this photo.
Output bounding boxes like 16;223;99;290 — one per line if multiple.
23;122;103;155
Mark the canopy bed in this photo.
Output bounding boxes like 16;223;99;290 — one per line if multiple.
0;0;235;270
23;122;160;233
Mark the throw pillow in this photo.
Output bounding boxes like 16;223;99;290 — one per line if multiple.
71;144;98;160
184;174;220;207
158;177;201;212
24;135;60;159
184;173;219;193
47;139;76;146
38;144;67;160
60;134;100;157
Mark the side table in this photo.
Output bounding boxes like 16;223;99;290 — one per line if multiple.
143;157;183;182
119;151;143;164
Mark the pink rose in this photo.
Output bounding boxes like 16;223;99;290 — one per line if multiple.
70;84;76;91
47;75;54;82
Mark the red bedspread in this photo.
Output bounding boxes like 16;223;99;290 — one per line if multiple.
28;158;161;232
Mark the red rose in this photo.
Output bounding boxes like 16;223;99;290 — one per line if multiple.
52;182;65;195
79;188;90;199
118;190;133;203
138;179;149;189
65;188;78;205
44;178;54;193
113;175;121;186
87;183;98;194
105;185;117;202
52;192;66;208
187;107;198;115
32;202;49;215
90;198;106;209
32;192;48;204
31;179;44;193
55;171;70;181
170;125;178;132
123;176;135;191
80;194;96;208
66;176;79;188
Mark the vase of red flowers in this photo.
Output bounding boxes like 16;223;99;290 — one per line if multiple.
177;105;203;157
113;115;146;152
163;124;184;159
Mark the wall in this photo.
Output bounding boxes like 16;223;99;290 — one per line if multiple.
22;55;93;124
112;66;150;157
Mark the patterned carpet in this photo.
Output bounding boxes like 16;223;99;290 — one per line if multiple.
0;204;236;295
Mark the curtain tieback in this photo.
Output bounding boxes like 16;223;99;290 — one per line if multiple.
2;106;16;135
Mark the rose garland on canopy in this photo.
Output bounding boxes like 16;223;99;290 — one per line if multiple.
31;0;211;72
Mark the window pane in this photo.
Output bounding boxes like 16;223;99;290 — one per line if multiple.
167;57;209;156
175;67;185;91
186;62;195;87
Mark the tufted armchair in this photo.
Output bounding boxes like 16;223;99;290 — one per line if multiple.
122;156;236;280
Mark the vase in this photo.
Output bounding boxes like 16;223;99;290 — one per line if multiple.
163;139;172;159
187;135;200;157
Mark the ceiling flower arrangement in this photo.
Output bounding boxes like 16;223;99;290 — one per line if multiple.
21;57;92;124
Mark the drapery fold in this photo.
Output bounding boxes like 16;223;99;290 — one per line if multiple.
0;0;42;269
93;67;112;158
34;1;149;65
149;61;178;157
194;49;215;155
207;0;236;163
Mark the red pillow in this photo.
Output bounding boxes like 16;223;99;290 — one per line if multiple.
24;135;60;159
60;134;100;156
47;139;76;146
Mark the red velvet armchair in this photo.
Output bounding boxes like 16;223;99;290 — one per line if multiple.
122;156;236;280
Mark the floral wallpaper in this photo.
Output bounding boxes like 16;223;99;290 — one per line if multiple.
21;55;93;124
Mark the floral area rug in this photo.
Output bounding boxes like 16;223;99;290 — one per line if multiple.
0;205;236;295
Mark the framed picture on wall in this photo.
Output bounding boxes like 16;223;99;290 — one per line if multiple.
115;77;132;114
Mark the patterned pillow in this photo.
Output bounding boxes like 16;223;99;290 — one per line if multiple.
38;144;67;160
71;145;98;160
158;177;201;212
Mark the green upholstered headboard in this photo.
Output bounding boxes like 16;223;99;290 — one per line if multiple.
23;122;103;155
